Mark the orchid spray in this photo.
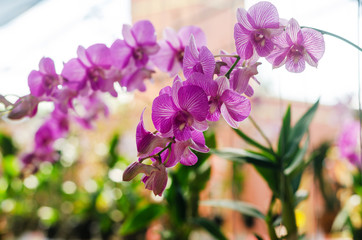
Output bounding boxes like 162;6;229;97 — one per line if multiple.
0;1;361;239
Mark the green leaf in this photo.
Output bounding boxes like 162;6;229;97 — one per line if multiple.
0;133;16;156
233;128;273;154
211;148;278;169
285;100;319;157
191;165;211;192
254;166;279;195
165;173;187;224
254;233;264;240
106;134;120;168
119;204;165;235
284;136;309;177
192;217;227;240
202;199;265;220
2;155;20;178
278;105;291;156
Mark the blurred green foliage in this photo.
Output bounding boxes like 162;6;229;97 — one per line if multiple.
0;130;224;239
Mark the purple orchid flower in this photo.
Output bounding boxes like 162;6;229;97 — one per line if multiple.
73;92;109;129
51;87;77;114
172;130;209;166
229;62;260;97
141;162;168;196
121;20;160;67
21;151;59;170
188;73;251;128
34;119;63;155
267;18;325;73
338;121;361;168
151;130;209;167
183;35;215;79
136;109;170;159
152;77;209;141
120;67;154;92
28;57;62;97
234;1;283;60
152;26;207;76
110;20;160;92
123;161;168;196
62;44;117;96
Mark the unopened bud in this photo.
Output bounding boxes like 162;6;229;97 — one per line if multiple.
123;162;156;181
8;95;39;120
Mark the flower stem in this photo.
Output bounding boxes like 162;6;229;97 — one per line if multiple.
266;195;279;240
249;116;274;151
301;26;362;52
213;54;239;58
139;139;174;162
225;56;241;79
281;179;298;240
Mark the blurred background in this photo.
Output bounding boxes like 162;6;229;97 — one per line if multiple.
0;0;361;239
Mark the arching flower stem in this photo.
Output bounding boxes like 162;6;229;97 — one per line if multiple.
225;56;241;79
139;138;175;163
301;26;362;52
213;54;239;58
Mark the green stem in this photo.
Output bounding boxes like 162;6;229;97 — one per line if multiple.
281;176;298;240
301;26;362;52
249;116;274;151
214;54;239;58
225;56;241;79
266;195;279;240
139;139;174;162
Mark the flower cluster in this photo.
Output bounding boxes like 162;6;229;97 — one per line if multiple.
123;1;326;196
0;1;326;194
10;20;162;170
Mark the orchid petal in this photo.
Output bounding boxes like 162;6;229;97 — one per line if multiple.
164;27;181;49
302;28;325;66
61;58;86;90
248;1;279;29
220;90;251;128
178;85;209;121
236;8;254;31
253;38;274;57
199;46;216;78
151;40;178;74
234;24;254;60
178;26;207;48
39;57;56;75
152;164;168;196
77;46;92;67
122;24;136;47
286;55;306;73
187;72;217;96
152;94;177;134
190;131;209;153
132;20;157;46
216;76;230;96
110;39;132;68
28;71;45;97
86;44;112;68
123;162;156;181
267;47;289;69
173;124;192;141
192;119;209;131
286;18;303;45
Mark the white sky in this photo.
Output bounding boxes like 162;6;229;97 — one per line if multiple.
0;0;131;96
0;0;360;108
